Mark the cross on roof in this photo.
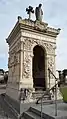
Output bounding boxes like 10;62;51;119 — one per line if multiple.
26;6;34;20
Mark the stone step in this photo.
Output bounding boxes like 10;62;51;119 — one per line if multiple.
22;106;55;119
29;106;54;119
23;111;41;119
32;91;51;100
23;111;34;119
38;99;54;104
29;107;41;116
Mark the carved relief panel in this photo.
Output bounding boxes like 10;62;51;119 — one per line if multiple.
23;38;35;78
48;56;55;71
22;37;56;80
8;52;20;68
23;52;31;78
8;41;21;68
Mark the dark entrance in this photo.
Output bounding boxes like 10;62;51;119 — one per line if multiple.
33;45;46;90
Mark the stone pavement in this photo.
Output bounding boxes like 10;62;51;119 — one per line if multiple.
0;91;67;119
32;102;67;119
0;101;13;119
0;92;16;119
0;84;6;94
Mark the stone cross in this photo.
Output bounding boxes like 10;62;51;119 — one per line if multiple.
26;6;34;20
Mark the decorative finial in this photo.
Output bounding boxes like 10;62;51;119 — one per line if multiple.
18;16;22;21
26;6;34;20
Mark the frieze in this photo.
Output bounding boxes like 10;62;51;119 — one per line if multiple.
21;31;56;43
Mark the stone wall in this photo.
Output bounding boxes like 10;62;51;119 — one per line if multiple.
6;19;60;102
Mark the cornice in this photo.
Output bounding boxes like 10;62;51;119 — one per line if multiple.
20;19;60;37
6;16;61;44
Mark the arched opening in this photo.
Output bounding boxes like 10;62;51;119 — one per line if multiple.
33;45;46;91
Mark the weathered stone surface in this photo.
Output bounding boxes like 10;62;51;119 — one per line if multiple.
6;18;60;103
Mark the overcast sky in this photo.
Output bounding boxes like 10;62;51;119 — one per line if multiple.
0;0;67;71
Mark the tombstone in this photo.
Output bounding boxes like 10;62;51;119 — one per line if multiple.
5;6;60;111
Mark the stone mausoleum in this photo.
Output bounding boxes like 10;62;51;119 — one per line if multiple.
6;5;60;104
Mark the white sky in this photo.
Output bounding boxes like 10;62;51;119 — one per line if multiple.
0;0;67;71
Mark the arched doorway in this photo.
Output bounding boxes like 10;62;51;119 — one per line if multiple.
33;45;46;91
